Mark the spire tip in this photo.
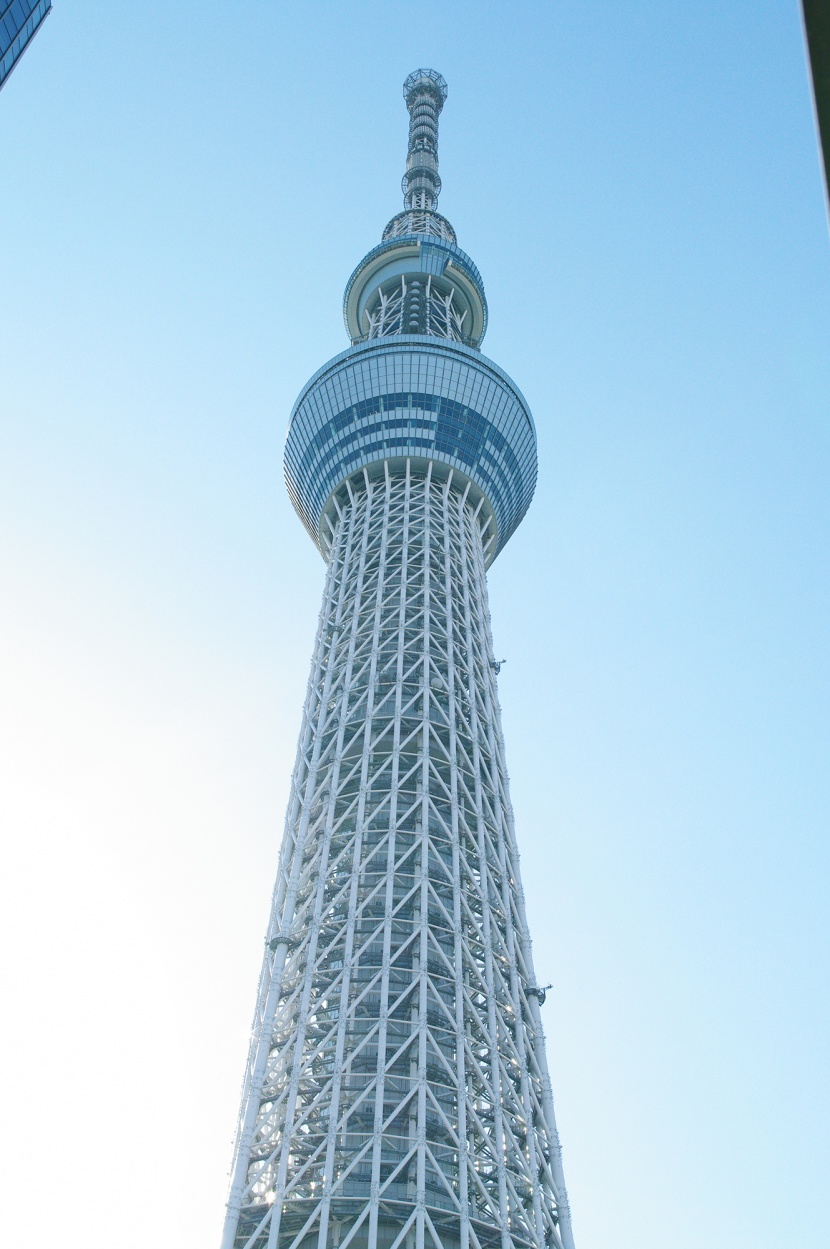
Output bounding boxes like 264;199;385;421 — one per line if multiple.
403;68;447;108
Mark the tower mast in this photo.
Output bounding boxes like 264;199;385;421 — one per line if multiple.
222;70;575;1249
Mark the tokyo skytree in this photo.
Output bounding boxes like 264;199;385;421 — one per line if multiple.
222;69;575;1249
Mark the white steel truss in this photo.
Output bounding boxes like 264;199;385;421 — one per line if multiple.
381;211;457;245
222;464;574;1249
363;275;468;343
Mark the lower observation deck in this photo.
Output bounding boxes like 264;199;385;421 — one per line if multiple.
284;337;537;565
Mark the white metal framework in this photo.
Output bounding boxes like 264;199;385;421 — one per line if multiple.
363;274;468;342
222;467;574;1249
381;211;457;245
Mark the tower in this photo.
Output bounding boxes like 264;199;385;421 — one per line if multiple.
222;70;575;1249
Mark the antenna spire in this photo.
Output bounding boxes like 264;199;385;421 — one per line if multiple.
401;68;448;211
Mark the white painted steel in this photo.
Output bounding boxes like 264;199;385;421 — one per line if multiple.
222;465;574;1249
362;274;468;342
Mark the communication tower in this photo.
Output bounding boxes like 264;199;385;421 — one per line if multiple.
222;70;576;1249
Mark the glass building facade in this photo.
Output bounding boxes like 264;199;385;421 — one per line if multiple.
0;0;51;91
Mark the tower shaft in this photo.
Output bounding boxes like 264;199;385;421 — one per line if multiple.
221;67;576;1249
224;468;572;1249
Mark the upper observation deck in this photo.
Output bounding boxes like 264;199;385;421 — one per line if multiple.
284;70;537;565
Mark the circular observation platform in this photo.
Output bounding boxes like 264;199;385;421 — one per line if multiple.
343;235;488;348
284;337;537;566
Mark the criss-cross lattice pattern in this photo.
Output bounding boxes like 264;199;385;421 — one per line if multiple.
363;275;468;343
381;212;457;244
222;465;574;1249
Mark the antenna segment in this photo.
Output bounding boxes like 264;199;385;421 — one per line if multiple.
402;68;448;212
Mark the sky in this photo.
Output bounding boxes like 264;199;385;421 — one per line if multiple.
1;3;828;1247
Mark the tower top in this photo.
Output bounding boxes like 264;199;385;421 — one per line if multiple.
401;68;448;213
288;68;536;566
343;69;487;348
381;68;457;244
403;67;448;106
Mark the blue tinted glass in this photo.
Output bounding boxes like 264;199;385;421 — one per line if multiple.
286;339;536;561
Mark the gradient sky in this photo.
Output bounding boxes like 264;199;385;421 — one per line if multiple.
1;4;828;1248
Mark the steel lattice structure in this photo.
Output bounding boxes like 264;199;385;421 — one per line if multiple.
222;71;575;1249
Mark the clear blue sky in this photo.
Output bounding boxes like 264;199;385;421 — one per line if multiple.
1;4;828;1248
